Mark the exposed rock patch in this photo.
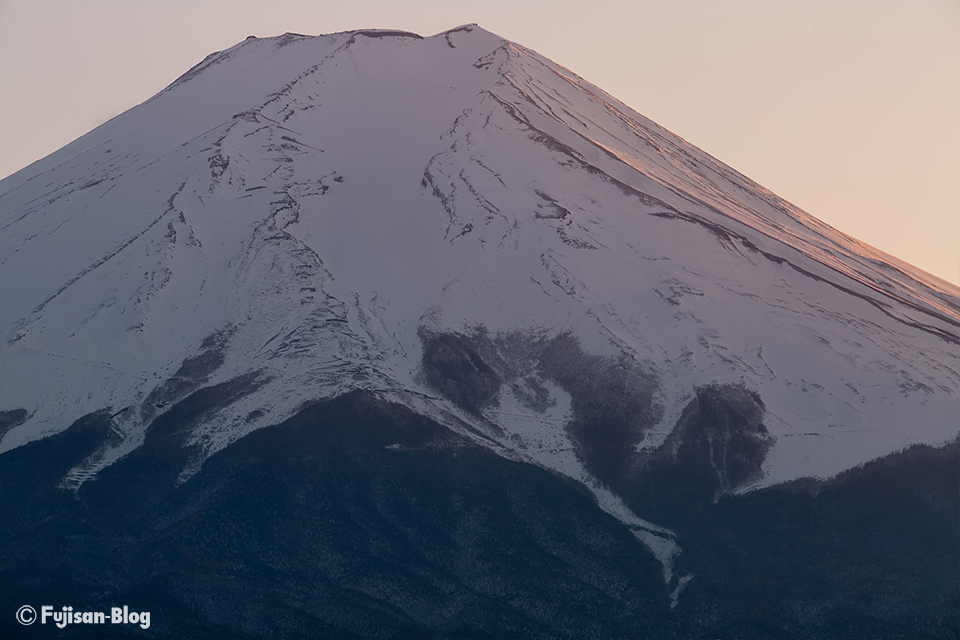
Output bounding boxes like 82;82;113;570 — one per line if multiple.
627;385;773;523
0;408;28;440
420;330;502;415
538;333;661;480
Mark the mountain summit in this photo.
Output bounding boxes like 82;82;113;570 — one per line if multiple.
2;25;957;639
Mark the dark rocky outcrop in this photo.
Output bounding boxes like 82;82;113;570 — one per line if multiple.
627;384;773;523
0;408;29;439
538;333;661;483
420;331;502;415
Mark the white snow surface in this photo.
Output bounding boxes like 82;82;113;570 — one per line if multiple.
2;25;959;582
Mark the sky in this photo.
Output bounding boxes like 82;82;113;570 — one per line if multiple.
1;0;958;285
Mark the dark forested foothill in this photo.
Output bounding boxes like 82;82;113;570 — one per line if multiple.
2;391;956;639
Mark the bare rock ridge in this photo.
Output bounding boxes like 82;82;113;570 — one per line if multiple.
1;24;957;639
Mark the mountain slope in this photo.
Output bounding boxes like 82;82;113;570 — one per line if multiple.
1;24;957;638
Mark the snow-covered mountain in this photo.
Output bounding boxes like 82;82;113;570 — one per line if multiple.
2;25;957;639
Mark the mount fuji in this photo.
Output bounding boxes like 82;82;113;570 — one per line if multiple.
2;25;957;639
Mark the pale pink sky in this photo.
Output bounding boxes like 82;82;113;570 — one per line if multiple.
1;0;957;285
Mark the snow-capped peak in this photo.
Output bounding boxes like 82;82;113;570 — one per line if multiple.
1;25;957;587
